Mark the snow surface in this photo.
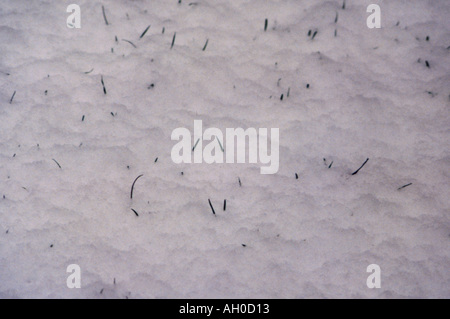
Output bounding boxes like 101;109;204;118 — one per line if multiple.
0;0;449;298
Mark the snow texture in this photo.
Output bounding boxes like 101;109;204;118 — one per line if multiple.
0;0;449;298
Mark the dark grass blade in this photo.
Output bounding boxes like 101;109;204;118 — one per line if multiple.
52;159;62;169
130;174;144;199
171;32;176;49
202;39;209;51
398;183;412;190
140;25;151;39
351;158;369;175
208;199;216;215
131;208;139;217
122;39;137;48
216;138;224;152
102;5;109;25
192;138;200;152
9;91;16;104
101;75;107;94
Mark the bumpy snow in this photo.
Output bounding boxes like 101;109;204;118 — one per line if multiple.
0;0;449;298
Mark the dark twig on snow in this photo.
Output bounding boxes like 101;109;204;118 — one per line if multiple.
351;158;369;175
223;199;226;211
130;174;144;199
264;19;268;31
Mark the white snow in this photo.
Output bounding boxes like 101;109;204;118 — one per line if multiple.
0;0;449;298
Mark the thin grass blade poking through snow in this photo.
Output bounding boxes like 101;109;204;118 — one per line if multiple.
216;137;224;152
351;158;369;175
202;39;209;51
122;39;137;48
102;5;109;25
101;75;107;94
171;32;176;49
131;208;139;217
140;25;151;39
208;199;216;216
52;159;62;169
9;91;16;104
398;183;412;190
192;138;200;152
130;174;144;199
